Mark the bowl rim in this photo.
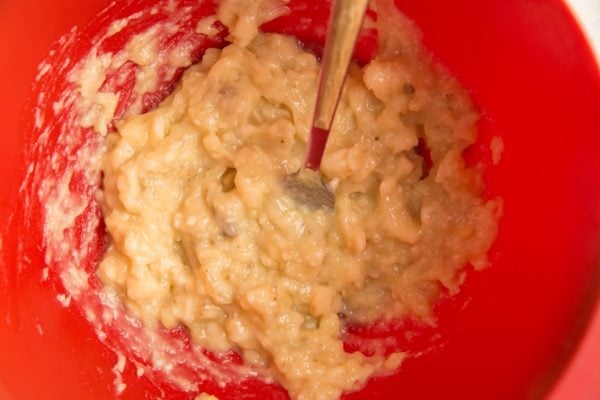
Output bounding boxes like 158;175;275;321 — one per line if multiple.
549;2;600;398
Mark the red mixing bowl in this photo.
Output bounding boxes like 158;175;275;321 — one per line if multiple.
0;0;599;399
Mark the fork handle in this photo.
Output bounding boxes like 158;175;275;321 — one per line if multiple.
304;0;370;170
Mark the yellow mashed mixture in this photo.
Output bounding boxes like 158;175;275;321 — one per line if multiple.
97;1;501;398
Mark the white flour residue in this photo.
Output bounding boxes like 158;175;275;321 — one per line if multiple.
41;267;49;282
59;267;90;299
135;363;146;378
35;321;45;336
112;352;128;396
195;393;220;400
72;53;118;136
35;62;52;81
56;293;72;307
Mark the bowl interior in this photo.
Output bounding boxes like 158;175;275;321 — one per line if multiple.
1;0;599;399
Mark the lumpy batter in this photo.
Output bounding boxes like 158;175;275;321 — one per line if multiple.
97;1;501;398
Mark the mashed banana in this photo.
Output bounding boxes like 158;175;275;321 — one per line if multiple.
97;1;501;399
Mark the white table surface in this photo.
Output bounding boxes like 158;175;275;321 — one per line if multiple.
566;0;600;59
